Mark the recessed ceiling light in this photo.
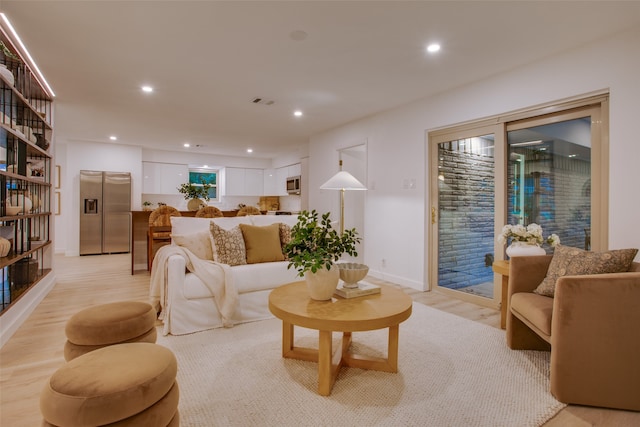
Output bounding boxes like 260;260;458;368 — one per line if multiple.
247;148;253;153
294;110;303;117
289;30;308;41
427;43;441;53
109;135;117;141
141;85;153;93
183;143;190;148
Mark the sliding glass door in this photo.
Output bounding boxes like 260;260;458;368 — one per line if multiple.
506;110;596;251
430;125;501;303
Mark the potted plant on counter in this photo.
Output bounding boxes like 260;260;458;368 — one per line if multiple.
284;210;361;300
177;180;212;211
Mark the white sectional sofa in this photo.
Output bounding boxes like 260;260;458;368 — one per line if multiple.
150;214;301;335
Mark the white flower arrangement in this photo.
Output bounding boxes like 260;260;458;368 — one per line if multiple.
497;223;560;247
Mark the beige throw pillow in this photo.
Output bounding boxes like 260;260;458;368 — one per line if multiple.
239;223;285;264
209;223;247;266
172;230;213;260
534;244;638;297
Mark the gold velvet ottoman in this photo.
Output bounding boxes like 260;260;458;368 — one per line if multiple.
64;301;157;361
41;342;179;427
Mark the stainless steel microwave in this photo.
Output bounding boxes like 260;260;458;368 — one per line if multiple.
286;175;301;194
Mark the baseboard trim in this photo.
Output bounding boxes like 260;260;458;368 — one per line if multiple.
367;269;425;291
0;273;56;348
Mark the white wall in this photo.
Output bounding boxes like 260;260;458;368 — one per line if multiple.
309;26;640;290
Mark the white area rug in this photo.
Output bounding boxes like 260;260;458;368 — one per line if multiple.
157;302;565;426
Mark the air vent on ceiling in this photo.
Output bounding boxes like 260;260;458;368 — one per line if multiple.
252;97;275;106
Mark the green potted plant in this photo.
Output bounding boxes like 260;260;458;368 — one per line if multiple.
142;201;153;211
284;210;361;300
177;180;212;211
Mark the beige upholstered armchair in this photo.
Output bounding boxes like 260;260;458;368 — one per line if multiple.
507;255;640;411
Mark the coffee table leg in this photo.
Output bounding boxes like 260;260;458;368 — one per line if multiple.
282;321;294;357
318;330;333;396
387;325;399;372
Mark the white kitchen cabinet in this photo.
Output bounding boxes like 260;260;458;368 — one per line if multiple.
274;163;301;196
143;162;188;194
288;163;301;177
263;168;278;195
225;167;264;196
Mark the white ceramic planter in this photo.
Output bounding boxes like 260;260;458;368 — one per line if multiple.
304;264;339;300
506;242;546;257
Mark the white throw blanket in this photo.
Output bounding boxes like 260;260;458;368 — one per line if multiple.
149;245;239;333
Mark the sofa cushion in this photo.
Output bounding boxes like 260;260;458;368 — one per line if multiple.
183;261;300;298
239;223;285;264
510;292;554;340
209;223;247;266
279;223;292;259
534;245;638;297
172;230;213;260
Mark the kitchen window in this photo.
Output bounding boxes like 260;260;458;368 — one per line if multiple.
189;168;219;202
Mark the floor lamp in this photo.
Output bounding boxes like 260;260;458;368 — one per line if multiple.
320;169;366;234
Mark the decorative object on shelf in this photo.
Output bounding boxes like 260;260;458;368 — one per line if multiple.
284;210;361;300
6;163;32;177
27;192;40;211
177;180;211;211
337;262;369;289
497;223;560;258
35;133;49;150
319;162;367;234
142;201;153;211
0;40;19;60
5;205;21;215
7;194;32;213
0;237;11;257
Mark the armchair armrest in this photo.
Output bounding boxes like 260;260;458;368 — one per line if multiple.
551;271;640;410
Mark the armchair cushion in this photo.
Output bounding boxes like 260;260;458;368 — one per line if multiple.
534;245;638;297
510;293;553;342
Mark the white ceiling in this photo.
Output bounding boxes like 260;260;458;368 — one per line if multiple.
3;1;640;159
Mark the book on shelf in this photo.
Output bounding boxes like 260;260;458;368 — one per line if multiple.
334;281;381;299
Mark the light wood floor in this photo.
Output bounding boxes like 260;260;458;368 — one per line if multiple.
1;254;638;426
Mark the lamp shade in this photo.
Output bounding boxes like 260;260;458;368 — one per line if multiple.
320;171;367;190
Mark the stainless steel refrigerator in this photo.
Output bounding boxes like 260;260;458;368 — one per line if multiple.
79;170;132;255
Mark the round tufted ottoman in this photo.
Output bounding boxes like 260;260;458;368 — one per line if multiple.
41;342;179;426
64;301;157;361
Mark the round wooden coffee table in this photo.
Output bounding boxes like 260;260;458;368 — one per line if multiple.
268;281;412;396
